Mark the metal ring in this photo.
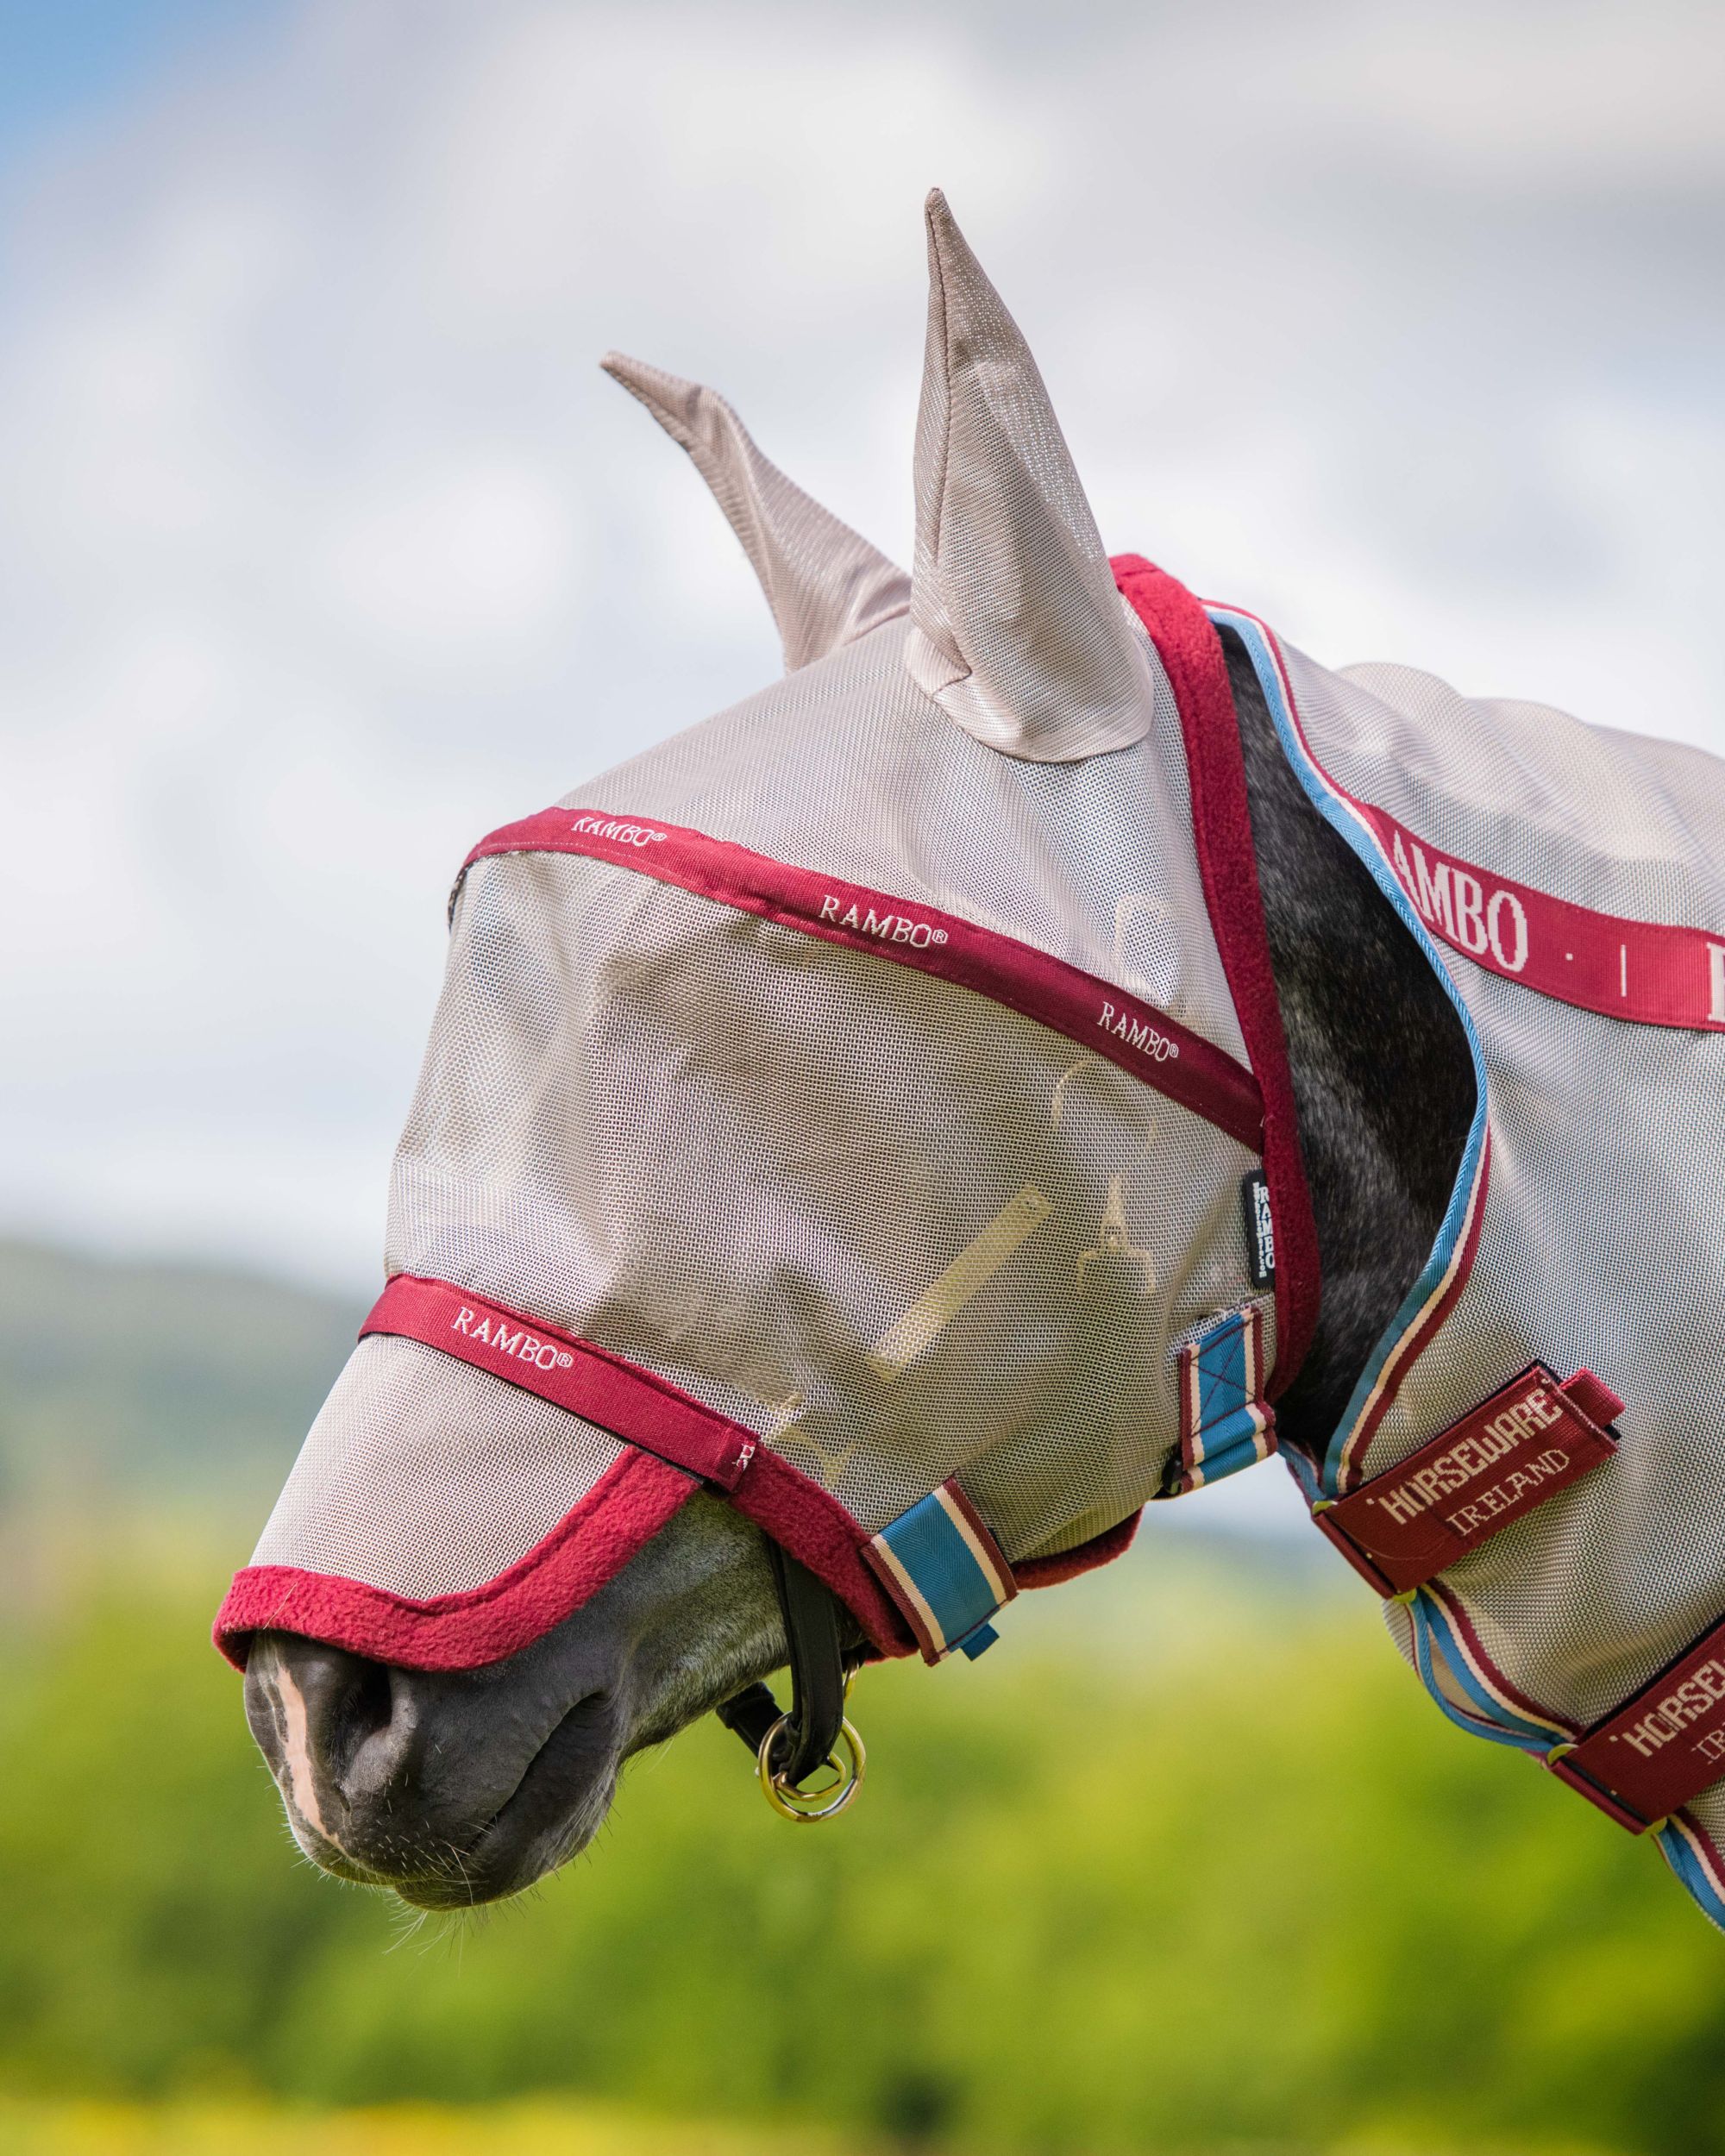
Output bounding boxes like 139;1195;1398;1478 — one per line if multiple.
756;1714;866;1824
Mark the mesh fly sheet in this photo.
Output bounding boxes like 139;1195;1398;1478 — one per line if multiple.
1217;604;1725;1927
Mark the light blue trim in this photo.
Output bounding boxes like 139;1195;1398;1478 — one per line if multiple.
1194;1403;1271;1482
1409;1592;1557;1751
1658;1824;1725;1931
1181;1308;1272;1489
1205;607;1492;1498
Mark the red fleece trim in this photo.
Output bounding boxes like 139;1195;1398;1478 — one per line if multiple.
1014;1508;1142;1588
211;1447;695;1672
459;808;1264;1152
213;1438;923;1675
1112;556;1320;1398
729;1447;916;1659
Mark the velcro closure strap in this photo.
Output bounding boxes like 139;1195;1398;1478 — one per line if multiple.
1550;1613;1725;1830
861;1479;1016;1666
1314;1363;1619;1596
1168;1306;1276;1497
361;1274;759;1489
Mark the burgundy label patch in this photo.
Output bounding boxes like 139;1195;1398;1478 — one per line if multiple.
361;1274;759;1489
1318;1364;1617;1595
1560;1616;1725;1827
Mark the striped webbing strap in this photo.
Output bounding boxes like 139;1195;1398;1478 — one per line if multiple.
861;1479;1016;1666
1170;1305;1276;1496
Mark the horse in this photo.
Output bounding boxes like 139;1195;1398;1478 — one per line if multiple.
223;191;1725;1923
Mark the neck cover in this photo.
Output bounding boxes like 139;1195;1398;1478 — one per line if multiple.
214;564;1314;1675
1216;605;1725;1929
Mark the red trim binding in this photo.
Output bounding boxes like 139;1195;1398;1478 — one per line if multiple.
1015;1509;1142;1588
1111;557;1319;1396
214;1417;922;1674
459;808;1264;1152
361;1275;758;1489
1336;1128;1494;1493
1358;802;1725;1033
213;1448;696;1671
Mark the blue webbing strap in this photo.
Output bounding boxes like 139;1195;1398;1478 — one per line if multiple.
862;1479;1016;1665
1170;1305;1276;1495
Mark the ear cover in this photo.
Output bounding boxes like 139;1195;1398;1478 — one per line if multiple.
907;190;1158;762
601;351;910;674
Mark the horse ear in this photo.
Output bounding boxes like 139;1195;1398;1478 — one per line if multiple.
600;352;909;674
906;191;1157;761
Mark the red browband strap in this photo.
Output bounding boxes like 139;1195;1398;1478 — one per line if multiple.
458;810;1265;1154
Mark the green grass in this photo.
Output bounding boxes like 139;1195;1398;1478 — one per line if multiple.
0;1533;1717;2153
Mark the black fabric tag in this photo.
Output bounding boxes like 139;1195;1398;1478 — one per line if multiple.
1241;1170;1276;1288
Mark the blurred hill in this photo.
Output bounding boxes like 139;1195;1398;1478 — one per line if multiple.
0;1238;362;1519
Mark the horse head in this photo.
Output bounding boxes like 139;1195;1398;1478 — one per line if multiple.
226;192;1469;1905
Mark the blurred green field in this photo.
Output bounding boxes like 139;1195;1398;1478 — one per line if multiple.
0;1530;1718;2156
0;2097;882;2154
0;1240;1718;2155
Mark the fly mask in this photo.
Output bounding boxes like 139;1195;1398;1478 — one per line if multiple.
214;194;1317;1808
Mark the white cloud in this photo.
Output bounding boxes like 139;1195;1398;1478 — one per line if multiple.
2;0;1722;1292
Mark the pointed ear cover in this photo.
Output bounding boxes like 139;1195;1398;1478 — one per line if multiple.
600;352;909;674
907;191;1157;761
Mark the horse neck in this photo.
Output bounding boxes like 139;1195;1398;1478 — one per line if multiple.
1220;628;1476;1463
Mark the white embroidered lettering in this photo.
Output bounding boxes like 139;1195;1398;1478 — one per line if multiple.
1487;888;1529;974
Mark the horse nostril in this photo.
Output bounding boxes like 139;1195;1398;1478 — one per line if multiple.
246;1632;411;1846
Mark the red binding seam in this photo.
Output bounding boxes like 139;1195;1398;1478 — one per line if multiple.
1111;557;1319;1396
457;810;1265;1153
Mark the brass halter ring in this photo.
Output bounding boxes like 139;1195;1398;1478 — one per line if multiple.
756;1714;866;1823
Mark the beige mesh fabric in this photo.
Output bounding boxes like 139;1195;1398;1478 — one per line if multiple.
905;191;1160;763
599;351;910;675
248;606;1265;1612
1264;627;1725;1914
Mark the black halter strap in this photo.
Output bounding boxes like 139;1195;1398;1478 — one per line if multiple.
715;1541;852;1786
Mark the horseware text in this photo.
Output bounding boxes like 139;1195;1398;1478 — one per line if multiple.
1320;1364;1617;1595
1614;1659;1725;1763
1565;1612;1725;1820
1370;1382;1563;1533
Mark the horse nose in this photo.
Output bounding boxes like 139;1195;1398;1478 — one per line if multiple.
244;1632;425;1870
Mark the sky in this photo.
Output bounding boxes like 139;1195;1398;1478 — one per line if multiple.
3;0;1722;1325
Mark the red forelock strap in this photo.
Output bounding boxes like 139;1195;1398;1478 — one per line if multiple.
362;1275;759;1489
1111;556;1320;1397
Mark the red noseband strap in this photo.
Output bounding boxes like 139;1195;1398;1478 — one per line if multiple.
361;1275;759;1489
